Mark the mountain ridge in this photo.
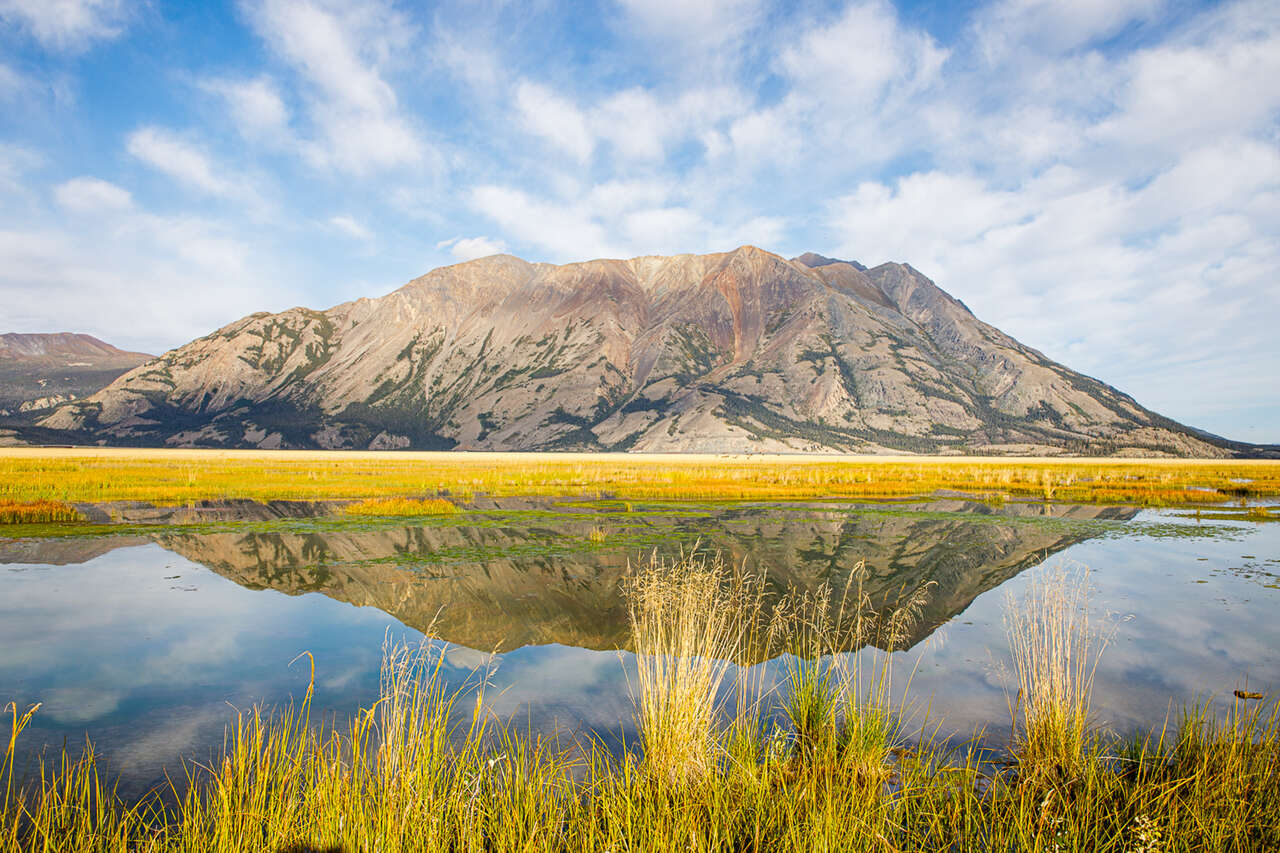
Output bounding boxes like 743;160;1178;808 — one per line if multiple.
0;333;153;423
12;246;1264;456
0;332;152;362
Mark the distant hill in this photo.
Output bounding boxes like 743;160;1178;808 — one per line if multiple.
0;333;153;424
19;248;1266;456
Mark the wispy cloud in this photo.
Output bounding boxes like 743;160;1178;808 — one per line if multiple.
437;235;507;262
328;214;372;241
126;127;253;201
513;81;595;164
200;76;292;142
0;143;42;193
241;0;429;174
54;176;133;213
0;61;30;98
0;0;132;52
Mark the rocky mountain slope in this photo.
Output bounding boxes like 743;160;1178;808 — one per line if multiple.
0;333;152;419
30;247;1242;455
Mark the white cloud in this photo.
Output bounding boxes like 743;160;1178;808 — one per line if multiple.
614;0;764;60
510;78;751;167
436;235;507;261
592;89;669;162
726;108;798;167
0;211;280;353
828;172;1032;264
54;176;133;213
695;0;950;174
328;214;372;241
975;0;1164;61
0;143;42;193
615;0;759;37
126;127;243;199
0;62;29;99
470;178;787;262
306;106;424;174
0;0;130;52
470;185;623;260
513;81;595;163
1091;29;1280;153
201;76;291;141
249;0;397;113
243;0;427;174
433;31;501;93
779;0;949;108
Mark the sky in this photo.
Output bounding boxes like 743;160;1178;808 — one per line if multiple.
0;0;1276;443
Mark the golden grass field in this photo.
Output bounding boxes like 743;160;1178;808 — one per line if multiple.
0;447;1277;511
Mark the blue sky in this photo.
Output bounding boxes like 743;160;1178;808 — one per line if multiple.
0;0;1276;442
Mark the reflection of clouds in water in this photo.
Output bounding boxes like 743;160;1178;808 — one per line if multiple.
1;544;406;731
321;660;376;691
480;645;633;735
39;685;126;724
1069;529;1280;731
110;704;231;779
445;644;499;672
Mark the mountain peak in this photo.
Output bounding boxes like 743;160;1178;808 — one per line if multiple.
0;333;154;420
0;332;152;361
794;252;867;271
23;248;1243;457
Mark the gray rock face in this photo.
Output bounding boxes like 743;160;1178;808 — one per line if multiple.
34;247;1232;455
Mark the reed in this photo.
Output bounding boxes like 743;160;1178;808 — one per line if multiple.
1003;563;1106;779
624;550;764;784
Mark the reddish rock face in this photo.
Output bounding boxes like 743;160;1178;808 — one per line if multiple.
33;247;1231;456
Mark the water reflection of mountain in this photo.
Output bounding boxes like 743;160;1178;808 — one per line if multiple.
150;501;1136;653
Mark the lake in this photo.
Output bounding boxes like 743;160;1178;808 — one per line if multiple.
2;497;1277;799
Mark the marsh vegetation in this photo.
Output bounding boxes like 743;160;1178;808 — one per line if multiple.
2;448;1279;508
3;552;1278;851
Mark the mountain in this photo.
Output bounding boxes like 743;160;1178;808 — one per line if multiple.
25;247;1245;455
0;333;153;421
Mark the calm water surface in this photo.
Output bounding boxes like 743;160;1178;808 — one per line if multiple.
1;498;1277;797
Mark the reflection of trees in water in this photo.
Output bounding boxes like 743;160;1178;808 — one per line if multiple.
155;501;1136;654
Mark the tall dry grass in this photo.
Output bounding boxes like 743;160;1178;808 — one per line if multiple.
1003;563;1108;778
624;550;765;784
